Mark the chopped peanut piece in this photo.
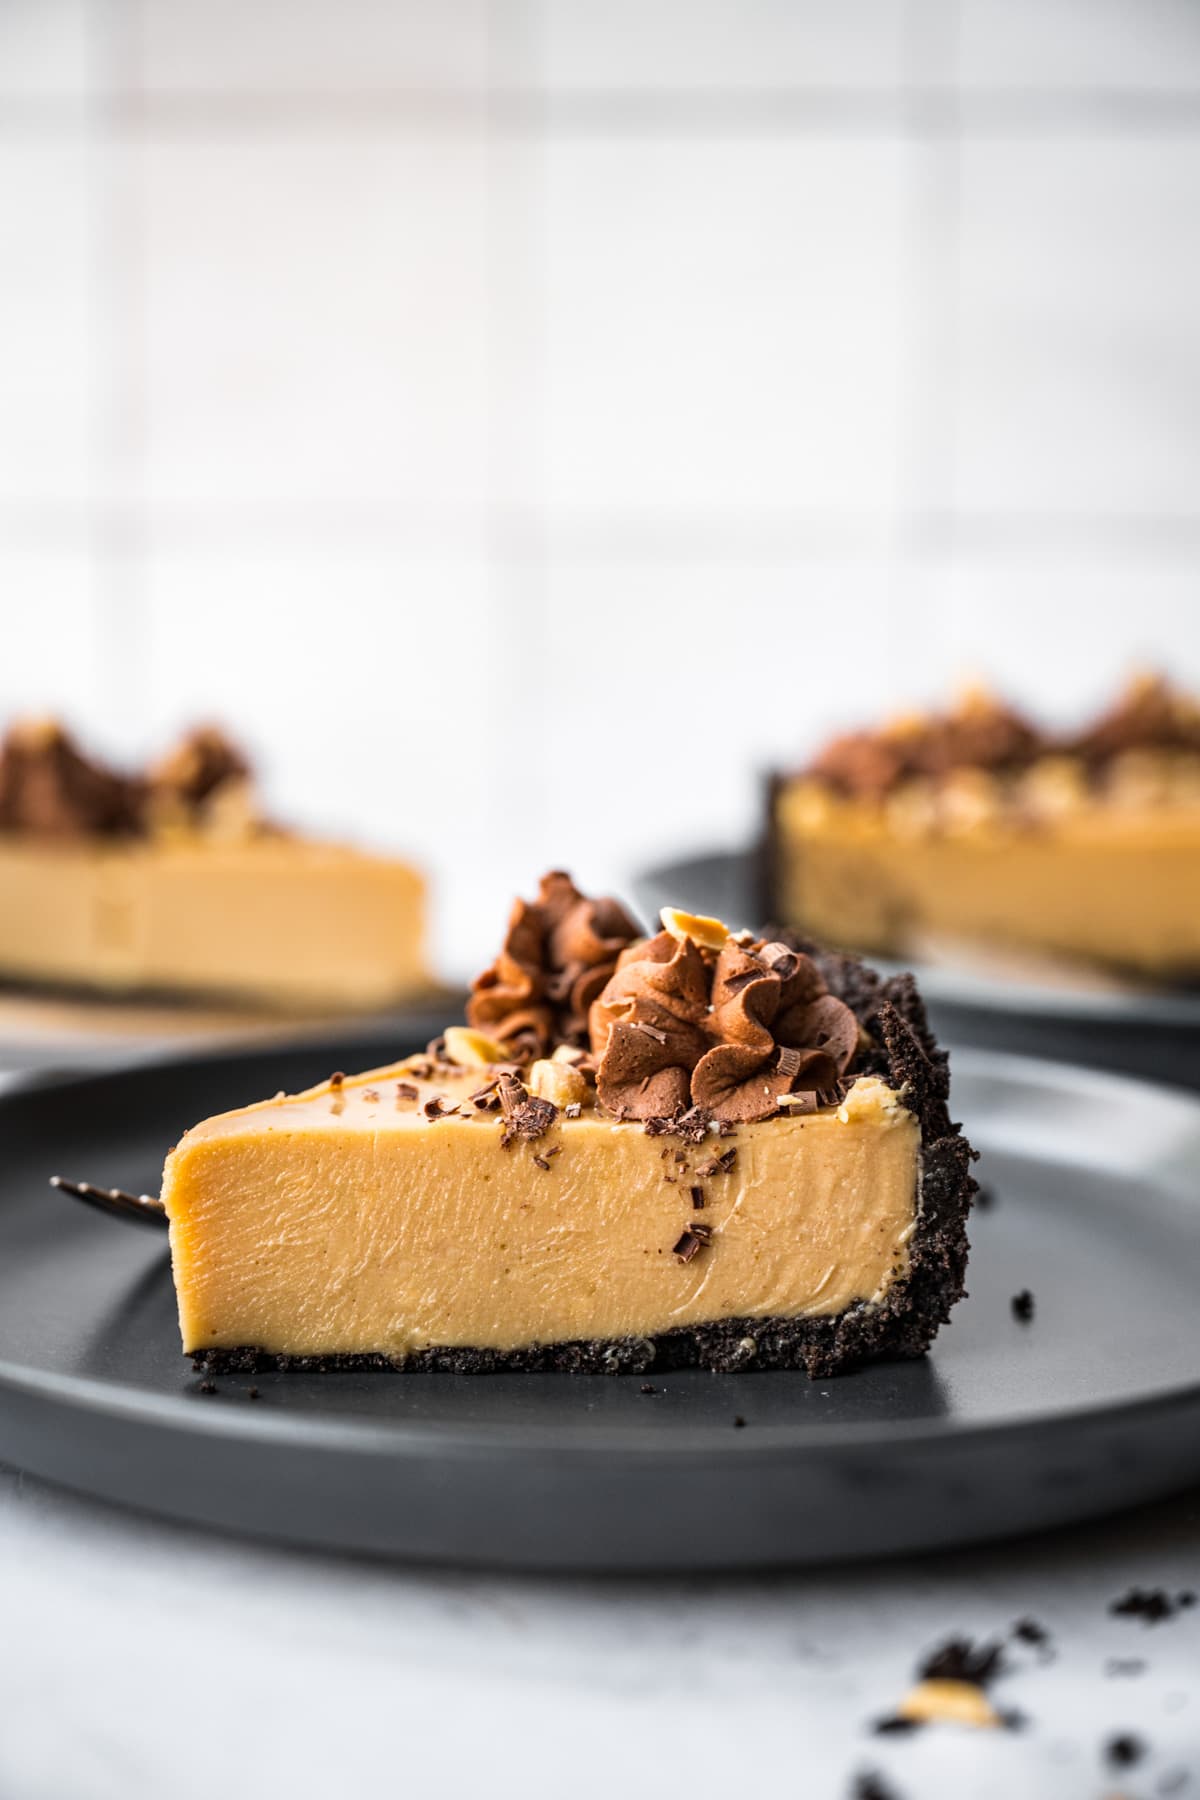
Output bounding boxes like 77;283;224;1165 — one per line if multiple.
528;1059;591;1111
660;907;730;951
442;1027;510;1068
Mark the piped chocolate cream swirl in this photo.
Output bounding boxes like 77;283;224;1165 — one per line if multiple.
1074;671;1200;764
466;877;862;1124
590;922;859;1124
810;686;1041;801
467;870;641;1059
149;725;251;815
800;673;1200;802
0;720;143;838
0;718;258;839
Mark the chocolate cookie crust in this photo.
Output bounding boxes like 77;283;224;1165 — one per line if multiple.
195;945;976;1380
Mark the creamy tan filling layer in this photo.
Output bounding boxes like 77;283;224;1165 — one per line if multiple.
161;1065;920;1358
776;780;1200;973
0;839;426;1007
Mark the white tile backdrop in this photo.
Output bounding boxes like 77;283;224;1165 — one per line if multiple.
0;0;1199;976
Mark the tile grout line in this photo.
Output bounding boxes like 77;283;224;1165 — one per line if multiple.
6;89;1200;137
484;0;551;866
890;0;965;684
88;0;150;738
6;501;1200;557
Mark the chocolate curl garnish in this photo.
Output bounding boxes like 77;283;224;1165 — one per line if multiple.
468;872;640;1060
496;1071;558;1147
0;721;143;839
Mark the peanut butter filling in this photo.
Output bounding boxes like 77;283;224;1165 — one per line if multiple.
162;1064;920;1358
775;774;1200;976
772;675;1200;976
0;836;426;1008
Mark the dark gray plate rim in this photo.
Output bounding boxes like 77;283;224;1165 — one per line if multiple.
1;1047;1197;1460
3;1338;1199;1463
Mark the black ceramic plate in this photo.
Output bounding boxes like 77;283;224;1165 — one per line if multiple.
0;1031;1198;1571
635;849;1200;1089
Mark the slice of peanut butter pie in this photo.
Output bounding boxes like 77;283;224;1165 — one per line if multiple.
161;872;976;1377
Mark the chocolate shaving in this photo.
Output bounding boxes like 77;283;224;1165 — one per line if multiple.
689;1184;705;1210
423;1096;458;1120
532;1154;551;1171
697;1148;737;1178
852;1774;901;1800
329;1071;345;1089
1105;1734;1145;1768
722;967;764;994
564;1102;582;1119
641;1105;712;1145
396;1082;419;1102
1011;1289;1035;1322
497;1072;558;1148
918;1637;1005;1688
630;1019;669;1045
1110;1587;1194;1625
672;1228;706;1264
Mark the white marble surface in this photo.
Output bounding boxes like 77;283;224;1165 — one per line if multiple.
0;1462;1195;1800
